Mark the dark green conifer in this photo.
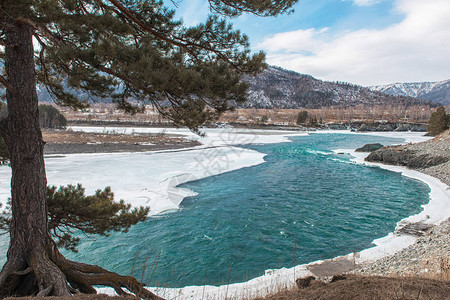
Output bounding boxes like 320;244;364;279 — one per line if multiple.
427;106;449;136
39;104;67;128
0;0;298;296
296;110;308;125
0;184;149;253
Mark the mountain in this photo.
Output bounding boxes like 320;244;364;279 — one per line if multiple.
240;66;431;109
370;79;450;106
35;66;434;109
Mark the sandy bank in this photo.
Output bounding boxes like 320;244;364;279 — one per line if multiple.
42;130;200;154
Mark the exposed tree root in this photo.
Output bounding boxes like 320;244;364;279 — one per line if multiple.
0;249;30;296
36;285;53;297
30;248;72;296
0;240;164;299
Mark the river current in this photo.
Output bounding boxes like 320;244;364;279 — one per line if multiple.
60;133;429;288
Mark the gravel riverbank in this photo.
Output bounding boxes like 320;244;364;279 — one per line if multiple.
355;218;449;279
42;130;201;154
355;130;450;280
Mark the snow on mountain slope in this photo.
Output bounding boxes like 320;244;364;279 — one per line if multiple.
240;66;431;109
370;80;450;105
34;65;436;109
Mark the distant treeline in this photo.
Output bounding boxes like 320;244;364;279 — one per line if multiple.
0;104;67;162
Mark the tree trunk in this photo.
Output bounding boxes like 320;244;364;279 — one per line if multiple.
0;18;162;299
0;18;71;296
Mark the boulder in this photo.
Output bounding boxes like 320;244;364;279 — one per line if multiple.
355;143;384;152
330;274;347;282
394;124;409;132
366;147;448;169
357;124;371;132
411;124;427;132
296;276;316;289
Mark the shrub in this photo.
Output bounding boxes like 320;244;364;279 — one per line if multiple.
427;106;449;136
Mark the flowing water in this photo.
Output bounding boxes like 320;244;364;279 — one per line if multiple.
59;133;429;288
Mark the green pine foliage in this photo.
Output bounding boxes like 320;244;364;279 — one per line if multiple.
0;0;298;132
207;0;298;17
296;110;308;125
0;184;149;252
0;1;299;295
0;104;67;161
427;106;449;136
39;104;67;128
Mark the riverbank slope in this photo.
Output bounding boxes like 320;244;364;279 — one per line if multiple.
365;129;450;185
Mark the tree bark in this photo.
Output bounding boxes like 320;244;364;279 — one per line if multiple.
0;18;163;299
0;18;71;296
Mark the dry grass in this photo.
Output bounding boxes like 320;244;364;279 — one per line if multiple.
5;275;449;300
59;103;436;126
255;275;450;300
42;129;186;145
218;107;433;125
439;257;450;281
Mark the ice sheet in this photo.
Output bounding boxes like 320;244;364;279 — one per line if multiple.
0;128;306;214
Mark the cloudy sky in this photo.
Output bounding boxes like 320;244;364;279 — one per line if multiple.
170;0;450;86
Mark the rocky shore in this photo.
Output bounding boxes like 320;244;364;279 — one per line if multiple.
365;129;450;186
326;122;428;132
355;130;450;280
355;218;450;279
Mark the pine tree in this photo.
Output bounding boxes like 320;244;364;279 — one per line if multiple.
296;110;308;125
427;106;449;136
0;184;149;252
0;0;298;296
39;104;67;128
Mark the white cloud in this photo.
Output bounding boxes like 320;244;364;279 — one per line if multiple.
258;28;329;54
258;0;450;86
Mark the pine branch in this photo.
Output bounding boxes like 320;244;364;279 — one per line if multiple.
106;0;241;69
16;17;64;46
106;0;192;50
208;0;297;17
90;63;156;97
